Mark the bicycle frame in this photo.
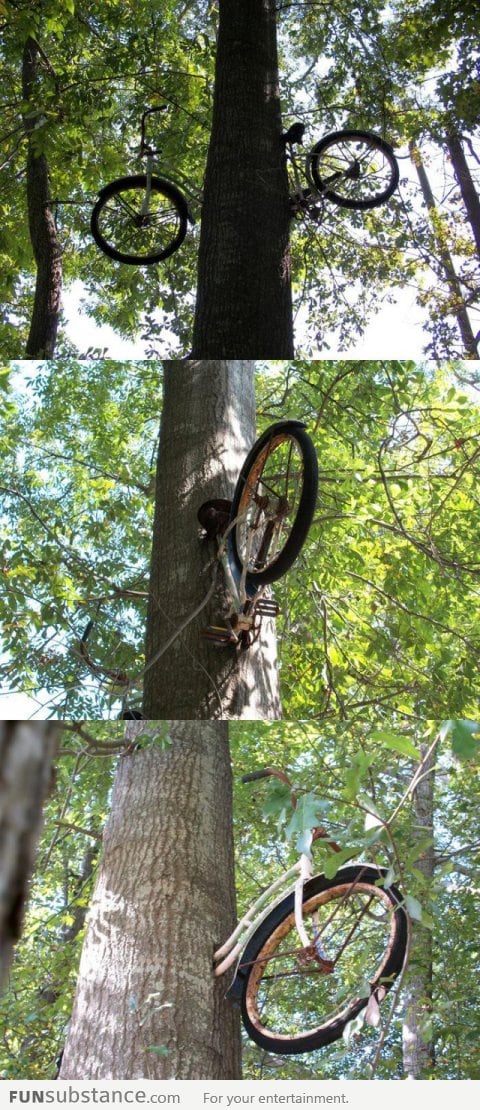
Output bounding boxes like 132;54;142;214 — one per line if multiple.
213;851;313;982
139;106;197;222
202;512;279;648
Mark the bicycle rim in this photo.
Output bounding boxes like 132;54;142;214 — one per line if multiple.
93;180;185;262
310;132;398;209
241;869;407;1052
235;435;306;577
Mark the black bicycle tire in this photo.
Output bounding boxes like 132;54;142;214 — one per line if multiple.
229;421;318;587
239;865;408;1055
308;130;399;210
90;174;189;264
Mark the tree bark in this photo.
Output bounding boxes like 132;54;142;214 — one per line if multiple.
59;723;242;1080
22;37;62;359
409;140;478;357
0;722;60;990
191;0;294;357
402;743;435;1078
446;131;480;263
142;360;281;719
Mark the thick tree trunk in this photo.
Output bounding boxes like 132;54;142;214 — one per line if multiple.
142;360;281;719
191;0;294;357
446;131;480;263
22;37;62;359
402;744;435;1078
409;140;478;357
0;723;59;990
59;723;242;1080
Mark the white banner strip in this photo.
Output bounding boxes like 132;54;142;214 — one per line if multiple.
0;1081;479;1110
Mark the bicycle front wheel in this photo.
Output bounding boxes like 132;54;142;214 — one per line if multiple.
91;175;189;264
229;421;318;587
239;866;408;1055
308;131;399;210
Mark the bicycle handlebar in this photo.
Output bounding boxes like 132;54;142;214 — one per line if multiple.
140;105;169;154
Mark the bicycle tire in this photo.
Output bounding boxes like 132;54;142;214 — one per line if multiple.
308;130;399;210
91;174;189;264
236;865;408;1055
229;421;318;587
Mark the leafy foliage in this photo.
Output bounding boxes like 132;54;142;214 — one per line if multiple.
1;359;479;719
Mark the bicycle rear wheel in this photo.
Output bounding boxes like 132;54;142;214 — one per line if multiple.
308;131;399;210
91;174;189;264
238;865;408;1055
229;421;318;587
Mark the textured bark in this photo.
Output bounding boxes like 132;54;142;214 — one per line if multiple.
60;724;241;1079
0;723;60;990
143;361;281;719
22;37;62;359
447;132;480;263
402;744;435;1078
191;0;294;357
410;140;478;357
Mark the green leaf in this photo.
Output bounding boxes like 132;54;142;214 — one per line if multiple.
323;846;356;878
404;894;423;922
443;720;480;761
371;730;422;760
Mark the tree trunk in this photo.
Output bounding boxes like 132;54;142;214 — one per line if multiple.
142;360;281;719
22;37;62;359
446;131;480;263
409;140;478;357
0;722;60;990
191;0;294;357
59;723;242;1080
402;743;435;1078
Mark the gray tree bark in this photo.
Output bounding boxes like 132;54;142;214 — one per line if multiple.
409;140;478;357
191;0;294;357
142;361;281;719
0;723;60;990
22;37;62;359
60;723;242;1079
402;743;435;1078
447;132;480;264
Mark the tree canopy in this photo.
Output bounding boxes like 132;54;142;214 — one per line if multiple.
1;1;478;356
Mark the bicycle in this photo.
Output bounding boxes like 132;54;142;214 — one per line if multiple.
283;123;399;223
214;767;409;1055
90;107;196;265
197;420;318;649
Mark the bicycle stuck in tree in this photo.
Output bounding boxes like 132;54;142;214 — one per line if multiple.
91;109;400;265
90;106;197;265
198;420;318;649
283;122;399;223
214;768;409;1055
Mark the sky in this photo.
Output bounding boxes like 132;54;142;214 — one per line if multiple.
63;279;429;360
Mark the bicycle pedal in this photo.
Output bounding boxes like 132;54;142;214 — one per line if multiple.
255;599;280;617
202;625;237;646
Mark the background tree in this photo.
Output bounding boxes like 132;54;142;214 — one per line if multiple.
1;358;479;720
0;722;60;990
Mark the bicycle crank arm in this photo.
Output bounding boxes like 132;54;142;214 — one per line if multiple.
202;624;239;646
